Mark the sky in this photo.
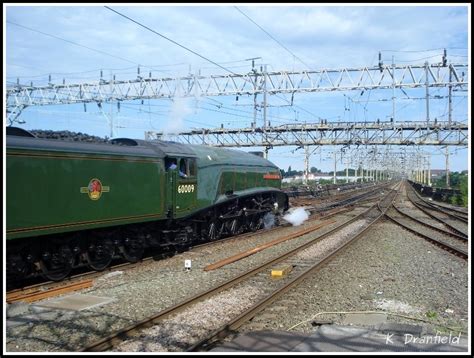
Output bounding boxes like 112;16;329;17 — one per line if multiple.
3;3;470;173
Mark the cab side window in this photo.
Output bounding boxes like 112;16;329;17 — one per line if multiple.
166;157;196;178
179;159;188;178
188;159;197;177
165;158;177;171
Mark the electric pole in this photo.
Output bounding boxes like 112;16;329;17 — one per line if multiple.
425;61;430;122
445;146;450;188
392;55;396;123
304;145;309;185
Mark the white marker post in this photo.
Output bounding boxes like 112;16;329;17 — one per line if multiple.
185;259;192;271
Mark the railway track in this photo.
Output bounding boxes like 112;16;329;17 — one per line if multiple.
391;204;468;243
409;183;468;221
291;182;391;208
405;185;468;238
420;198;469;219
7;183;387;301
6;280;94;304
6;258;156;304
381;182;468;261
415;197;468;224
384;207;468;260
80;182;400;352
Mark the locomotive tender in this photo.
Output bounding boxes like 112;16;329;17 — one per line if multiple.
6;128;288;281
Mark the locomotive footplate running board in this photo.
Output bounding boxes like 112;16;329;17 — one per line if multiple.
243;208;271;215
219;214;241;220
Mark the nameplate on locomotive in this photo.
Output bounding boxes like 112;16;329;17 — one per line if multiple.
263;173;281;180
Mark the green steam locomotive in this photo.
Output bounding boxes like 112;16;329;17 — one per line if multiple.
6;128;288;281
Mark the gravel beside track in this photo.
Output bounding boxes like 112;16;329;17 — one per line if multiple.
114;285;265;352
238;219;468;337
113;217;371;352
294;219;368;260
420;199;468;214
5;207;368;352
415;205;468;236
395;200;448;231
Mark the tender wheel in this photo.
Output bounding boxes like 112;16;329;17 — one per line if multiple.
84;238;114;271
121;237;144;263
39;245;74;281
7;254;31;281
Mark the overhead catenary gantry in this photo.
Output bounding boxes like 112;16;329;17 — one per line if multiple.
6;62;468;124
6;61;469;181
147;120;468;147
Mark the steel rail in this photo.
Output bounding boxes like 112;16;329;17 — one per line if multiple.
421;199;468;218
80;183;400;352
408;182;468;218
6;257;155;299
384;208;468;260
408;184;468;223
6;279;93;304
391;204;468;243
191;182;388;252
188;185;400;351
8;183;386;296
416;200;468;223
405;187;468;238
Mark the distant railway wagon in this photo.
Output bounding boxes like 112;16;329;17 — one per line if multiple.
6;128;288;281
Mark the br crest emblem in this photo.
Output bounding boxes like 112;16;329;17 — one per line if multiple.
80;178;110;200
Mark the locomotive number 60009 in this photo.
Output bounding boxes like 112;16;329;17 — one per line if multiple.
178;184;195;194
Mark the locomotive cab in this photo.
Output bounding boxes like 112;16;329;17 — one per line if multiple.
165;156;198;219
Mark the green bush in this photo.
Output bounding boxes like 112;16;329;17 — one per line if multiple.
433;171;468;207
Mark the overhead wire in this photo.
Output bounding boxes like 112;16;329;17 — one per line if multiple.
104;7;324;126
394;54;444;63
7;63;189;80
8;10;467;149
7;20;139;66
381;47;467;53
7;20;191;79
104;6;244;77
234;6;312;70
233;6;328;123
201;97;297;122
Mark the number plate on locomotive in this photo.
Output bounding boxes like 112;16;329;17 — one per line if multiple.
178;184;195;194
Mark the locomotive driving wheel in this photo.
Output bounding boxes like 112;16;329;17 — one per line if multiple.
227;218;243;236
206;220;223;241
248;214;264;232
84;238;114;271
39;245;74;281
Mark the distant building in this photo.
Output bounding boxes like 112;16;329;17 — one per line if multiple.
430;169;446;180
282;173;360;183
